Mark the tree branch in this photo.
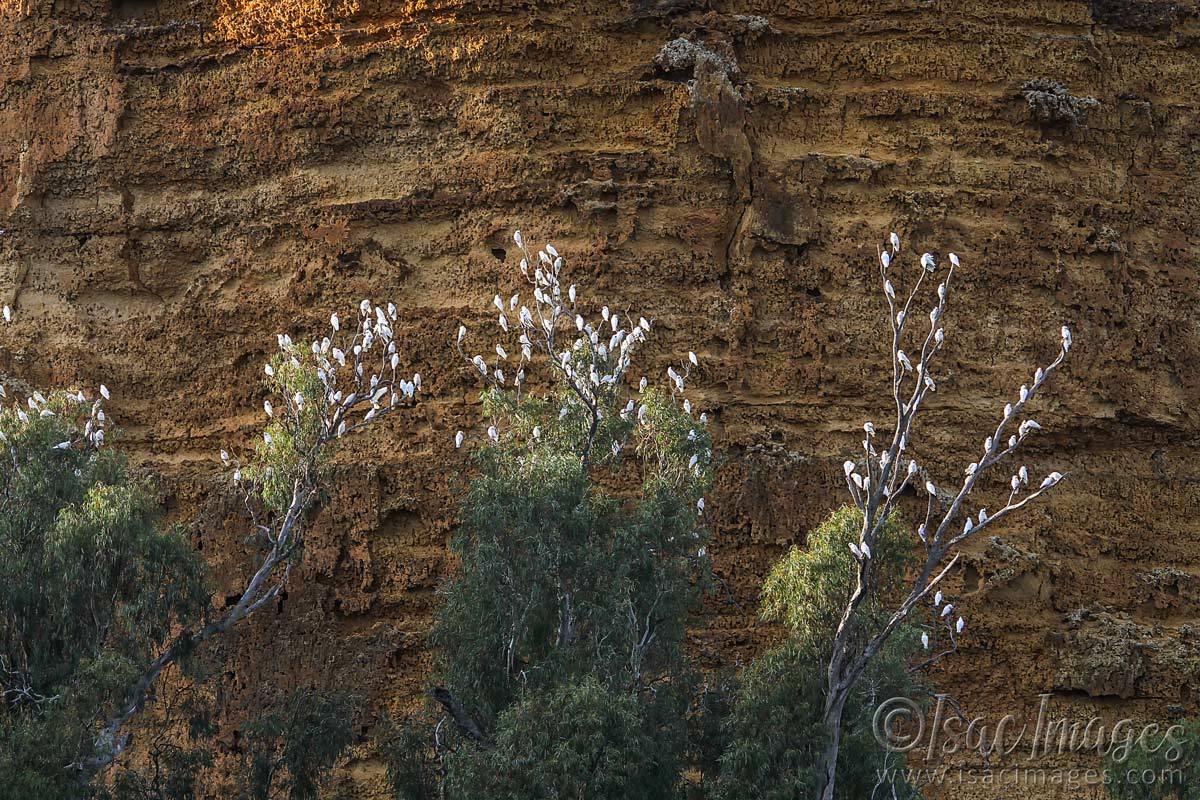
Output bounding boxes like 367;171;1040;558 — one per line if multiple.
430;687;491;748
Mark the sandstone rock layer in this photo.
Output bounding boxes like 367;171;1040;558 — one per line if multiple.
3;1;1199;797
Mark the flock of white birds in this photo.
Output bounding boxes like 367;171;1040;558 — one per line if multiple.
453;230;712;488
0;230;1073;664
832;232;1071;659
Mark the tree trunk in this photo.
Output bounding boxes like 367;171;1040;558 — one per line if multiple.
817;688;849;800
430;687;491;747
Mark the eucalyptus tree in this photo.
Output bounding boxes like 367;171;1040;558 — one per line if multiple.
715;507;924;800
420;232;713;798
0;299;422;797
0;385;205;800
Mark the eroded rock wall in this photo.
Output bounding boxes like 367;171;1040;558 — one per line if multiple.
3;1;1200;797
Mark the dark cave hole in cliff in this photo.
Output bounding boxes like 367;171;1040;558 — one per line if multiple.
1090;0;1181;29
652;64;693;85
962;564;984;593
491;247;507;262
108;0;160;22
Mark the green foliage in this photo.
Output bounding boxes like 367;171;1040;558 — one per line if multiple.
713;635;921;800
0;321;399;798
100;680;220;800
375;716;440;800
427;376;710;796
242;688;357;800
443;678;681;800
761;505;917;652
1106;717;1197;800
475;384;710;493
686;667;740;785
106;741;213;800
713;507;924;800
433;385;710;719
246;346;334;517
0;393;209;798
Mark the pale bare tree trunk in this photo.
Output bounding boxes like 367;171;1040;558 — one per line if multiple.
818;688;850;800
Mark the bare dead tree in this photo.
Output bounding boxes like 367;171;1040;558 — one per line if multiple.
816;233;1072;800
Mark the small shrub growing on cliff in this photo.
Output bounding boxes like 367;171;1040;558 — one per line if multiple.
405;232;712;798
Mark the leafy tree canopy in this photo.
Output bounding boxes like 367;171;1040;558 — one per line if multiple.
0;392;207;799
714;507;924;800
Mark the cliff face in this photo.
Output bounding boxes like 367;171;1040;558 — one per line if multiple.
3;0;1200;796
